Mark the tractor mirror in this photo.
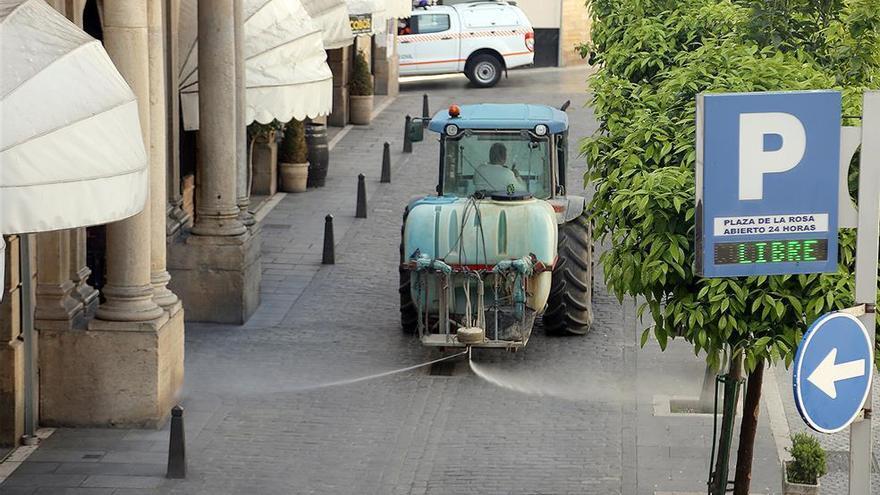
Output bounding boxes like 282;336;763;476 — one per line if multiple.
408;118;424;142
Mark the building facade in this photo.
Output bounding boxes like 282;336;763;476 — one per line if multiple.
0;0;402;451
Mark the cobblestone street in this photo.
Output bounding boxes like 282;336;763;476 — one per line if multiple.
2;67;785;495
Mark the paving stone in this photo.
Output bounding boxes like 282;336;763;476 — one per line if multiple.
52;464;164;477
79;476;163;489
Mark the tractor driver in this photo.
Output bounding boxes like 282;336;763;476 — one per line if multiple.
473;143;525;193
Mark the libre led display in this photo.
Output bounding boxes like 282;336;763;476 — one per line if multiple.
714;239;828;265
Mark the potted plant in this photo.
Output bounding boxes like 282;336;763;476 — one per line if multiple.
783;432;826;495
278;120;309;192
248;120;282;195
349;50;373;125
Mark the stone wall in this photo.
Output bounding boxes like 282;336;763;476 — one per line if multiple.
0;236;26;447
559;0;591;66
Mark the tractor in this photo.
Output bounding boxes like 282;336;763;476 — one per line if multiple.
399;103;593;349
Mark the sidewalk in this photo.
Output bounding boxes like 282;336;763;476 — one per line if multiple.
633;324;781;494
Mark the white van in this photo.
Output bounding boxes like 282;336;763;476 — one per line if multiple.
397;2;535;87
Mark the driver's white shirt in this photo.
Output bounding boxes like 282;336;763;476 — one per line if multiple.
473;163;525;192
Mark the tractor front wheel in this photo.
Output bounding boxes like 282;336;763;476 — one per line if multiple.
544;213;593;336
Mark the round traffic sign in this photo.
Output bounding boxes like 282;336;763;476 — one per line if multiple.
793;312;873;433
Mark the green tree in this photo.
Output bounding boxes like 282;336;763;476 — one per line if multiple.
581;0;880;493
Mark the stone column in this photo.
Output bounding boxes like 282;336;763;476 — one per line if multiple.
64;0;85;26
34;232;83;330
148;0;179;309
69;229;98;316
168;0;261;323
40;0;184;428
235;0;255;227
95;0;165;323
166;0;189;234
373;21;399;97
327;46;351;127
191;0;246;238
0;236;25;446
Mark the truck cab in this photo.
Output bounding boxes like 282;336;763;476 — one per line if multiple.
397;2;534;87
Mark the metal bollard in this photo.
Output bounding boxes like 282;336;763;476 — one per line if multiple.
403;115;413;153
166;405;186;479
322;214;335;264
422;94;430;127
380;142;391;183
356;174;368;219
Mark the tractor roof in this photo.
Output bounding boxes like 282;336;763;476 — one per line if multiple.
427;104;568;134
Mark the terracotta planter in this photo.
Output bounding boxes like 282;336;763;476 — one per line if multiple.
350;94;373;125
782;462;820;495
279;162;309;193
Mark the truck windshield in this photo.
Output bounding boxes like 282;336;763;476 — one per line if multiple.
442;131;552;199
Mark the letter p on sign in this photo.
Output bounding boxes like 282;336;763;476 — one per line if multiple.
739;112;806;200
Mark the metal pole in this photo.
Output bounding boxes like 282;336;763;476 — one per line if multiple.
20;234;37;445
849;91;879;495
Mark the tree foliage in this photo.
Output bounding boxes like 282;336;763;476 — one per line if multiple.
581;0;880;371
350;50;374;96
279;120;308;164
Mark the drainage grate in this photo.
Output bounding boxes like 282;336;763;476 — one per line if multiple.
428;360;457;376
82;454;103;460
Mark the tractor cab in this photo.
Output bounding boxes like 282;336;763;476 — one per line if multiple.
429;103;570;202
399;103;592;350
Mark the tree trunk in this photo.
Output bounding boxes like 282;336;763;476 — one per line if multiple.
712;352;743;494
733;359;765;495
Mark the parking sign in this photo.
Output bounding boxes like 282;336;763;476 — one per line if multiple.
696;91;841;277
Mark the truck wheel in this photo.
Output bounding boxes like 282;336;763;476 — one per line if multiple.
400;208;418;334
467;54;502;88
544;213;593;336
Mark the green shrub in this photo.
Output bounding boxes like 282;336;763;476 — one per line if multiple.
786;432;827;484
581;0;880;371
279;120;308;164
350;50;373;96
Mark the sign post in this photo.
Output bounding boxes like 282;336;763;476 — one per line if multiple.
697;90;880;493
848;91;879;495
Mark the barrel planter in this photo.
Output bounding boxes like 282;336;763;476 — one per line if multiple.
350;94;373;125
280;162;309;193
306;123;329;187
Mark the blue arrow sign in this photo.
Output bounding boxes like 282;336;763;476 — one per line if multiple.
793;312;874;433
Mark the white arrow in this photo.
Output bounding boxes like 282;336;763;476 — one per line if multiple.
807;348;865;399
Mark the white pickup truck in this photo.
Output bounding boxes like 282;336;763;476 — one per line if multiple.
397;2;535;88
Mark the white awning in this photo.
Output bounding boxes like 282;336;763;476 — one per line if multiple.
179;0;333;131
302;0;354;50
346;0;387;35
385;0;412;19
0;0;149;235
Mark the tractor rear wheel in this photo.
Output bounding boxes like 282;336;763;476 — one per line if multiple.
400;208;418;334
544;212;593;336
